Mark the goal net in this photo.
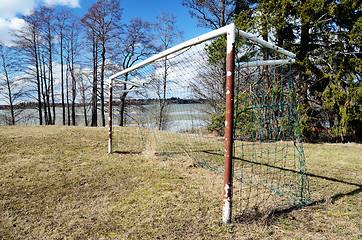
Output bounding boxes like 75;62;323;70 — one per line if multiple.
107;23;310;223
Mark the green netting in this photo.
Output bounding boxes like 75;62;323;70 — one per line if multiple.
110;31;310;219
232;39;310;218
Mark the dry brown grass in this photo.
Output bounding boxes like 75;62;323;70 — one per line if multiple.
0;126;360;239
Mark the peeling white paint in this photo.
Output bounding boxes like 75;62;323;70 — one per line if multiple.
225;121;228;126
226;23;235;54
222;201;231;224
223;184;232;224
108;139;112;154
226;90;230;95
227;71;232;76
224;184;230;197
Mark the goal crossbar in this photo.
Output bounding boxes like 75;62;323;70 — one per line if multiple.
108;23;295;85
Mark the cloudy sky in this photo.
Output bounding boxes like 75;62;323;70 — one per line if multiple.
0;0;208;47
0;0;80;46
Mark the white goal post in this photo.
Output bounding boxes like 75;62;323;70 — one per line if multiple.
107;23;297;224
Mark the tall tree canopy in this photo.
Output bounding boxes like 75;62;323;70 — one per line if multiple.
182;0;237;29
183;0;361;142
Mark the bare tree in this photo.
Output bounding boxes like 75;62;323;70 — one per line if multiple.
82;0;123;127
77;70;92;126
182;0;236;120
65;18;82;126
112;17;159;126
0;45;26;125
40;48;52;125
190;60;226;115
55;9;74;125
81;9;100;127
181;0;235;29
66;31;76;125
38;6;56;125
15;12;43;125
152;12;183;130
83;26;99;127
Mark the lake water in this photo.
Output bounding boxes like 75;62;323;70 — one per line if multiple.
0;103;211;132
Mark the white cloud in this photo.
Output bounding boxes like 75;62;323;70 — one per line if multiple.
0;0;80;46
43;0;80;8
0;0;35;46
0;0;36;20
0;18;27;46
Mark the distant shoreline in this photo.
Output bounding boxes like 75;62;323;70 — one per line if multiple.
0;98;206;110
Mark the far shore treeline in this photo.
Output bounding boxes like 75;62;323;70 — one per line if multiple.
0;98;204;110
0;0;361;142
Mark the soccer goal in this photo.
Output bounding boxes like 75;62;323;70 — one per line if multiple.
107;23;310;224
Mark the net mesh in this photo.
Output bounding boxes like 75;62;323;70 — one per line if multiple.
111;33;310;219
232;41;310;218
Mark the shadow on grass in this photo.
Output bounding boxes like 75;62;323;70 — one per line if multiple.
201;150;361;188
198;150;361;224
113;150;143;154
268;186;360;222
233;186;362;224
155;148;361;224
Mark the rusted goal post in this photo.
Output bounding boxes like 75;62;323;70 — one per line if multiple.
107;23;309;224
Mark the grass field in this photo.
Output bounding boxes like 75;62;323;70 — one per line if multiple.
0;125;361;239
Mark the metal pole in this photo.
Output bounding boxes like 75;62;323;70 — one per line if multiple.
108;25;231;81
108;78;113;154
223;23;235;225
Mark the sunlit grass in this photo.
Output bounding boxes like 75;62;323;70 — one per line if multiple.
0;126;360;239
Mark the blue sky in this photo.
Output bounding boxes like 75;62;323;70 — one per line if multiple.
78;0;209;41
0;0;211;105
0;0;210;46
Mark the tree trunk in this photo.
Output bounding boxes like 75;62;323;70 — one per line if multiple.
60;30;65;125
91;33;98;127
119;92;127;126
66;64;70;126
2;58;15;125
42;54;52;125
220;0;226;27
298;22;310;106
70;52;76;126
80;75;88;126
49;38;55;125
40;55;48;125
158;57;168;130
83;105;88;126
46;79;52;125
100;40;106;127
33;32;43;125
72;90;76;126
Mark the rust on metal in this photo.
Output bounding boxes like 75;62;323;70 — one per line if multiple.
223;36;235;224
